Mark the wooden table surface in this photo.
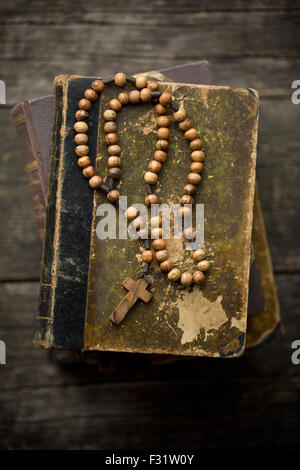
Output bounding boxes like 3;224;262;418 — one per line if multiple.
0;0;300;450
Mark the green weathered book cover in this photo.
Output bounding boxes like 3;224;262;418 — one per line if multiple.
84;80;258;357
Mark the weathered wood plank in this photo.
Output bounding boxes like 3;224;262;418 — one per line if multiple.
0;8;300;104
0;374;299;449
0;273;298;448
1;0;299;22
213;57;300;97
0;408;299;450
1;374;299;423
0;282;39;329
1;12;299;55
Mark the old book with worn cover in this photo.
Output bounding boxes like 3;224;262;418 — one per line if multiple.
34;73;260;357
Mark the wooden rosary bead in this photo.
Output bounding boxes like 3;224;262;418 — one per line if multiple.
159;91;172;105
74;121;88;133
154;150;167;163
84;88;98;101
140;88;152;102
157;127;170;140
139;229;150;240
89;175;102;189
190;162;204;173
74;133;88;145
157;115;170;127
193;248;206;262
179;195;194;205
108;156;121;167
184;128;198;141
193;271;205;285
150;215;162;227
179;119;192;131
187;173;201;185
109;99;122;112
109;167;122;179
167;268;182;282
75;109;89;121
197;260;210;272
114;72;127;87
77;156;91;168
135;75;148;89
156;250;168;262
145;194;158;206
108;144;121;155
75;145;89;157
138;227;150;239
78;99;91;111
129;90;140;104
104;121;117;133
107;190;120;202
144;171;158;184
147;80;159;91
160;259;173;272
191;150;205;162
142;250;153;263
179;206;192;218
151;227;163;239
184;184;197;195
190;138;203;150
148;160;162;173
155;103;168;115
82;165;95;178
92;79;105;93
181;272;193;286
133;216;146;230
118;92;129;105
183;227;196;240
125;206;139;220
173;108;186;121
156;140;168;151
152;238;167;251
105;133;119;145
103;109;117;121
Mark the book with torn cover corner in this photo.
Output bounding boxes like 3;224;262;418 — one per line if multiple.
34;73;260;358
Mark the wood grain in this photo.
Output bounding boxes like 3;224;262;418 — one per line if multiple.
0;275;299;448
1;8;300;104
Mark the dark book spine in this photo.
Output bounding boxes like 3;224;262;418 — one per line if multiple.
34;76;99;350
33;79;65;348
11;102;47;239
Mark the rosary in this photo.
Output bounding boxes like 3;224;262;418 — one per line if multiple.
73;73;210;324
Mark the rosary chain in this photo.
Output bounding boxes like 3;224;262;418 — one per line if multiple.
73;72;210;288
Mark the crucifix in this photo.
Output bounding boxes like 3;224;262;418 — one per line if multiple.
109;277;153;325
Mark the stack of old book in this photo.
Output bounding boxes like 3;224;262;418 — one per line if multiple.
11;62;281;365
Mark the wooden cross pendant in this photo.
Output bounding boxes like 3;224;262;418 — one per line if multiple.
109;277;153;325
